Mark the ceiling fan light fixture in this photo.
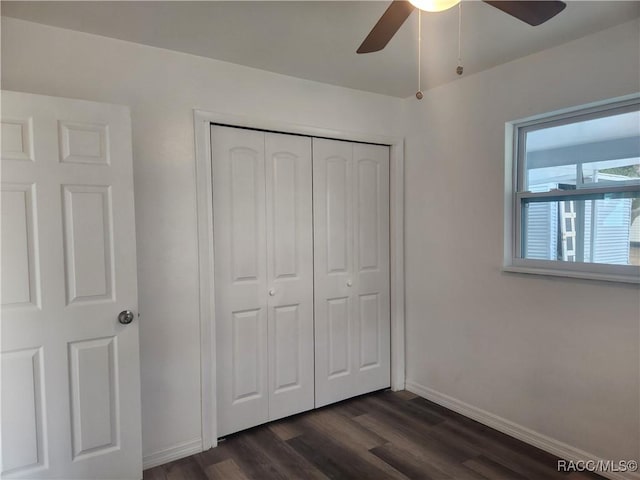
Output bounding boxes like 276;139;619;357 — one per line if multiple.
408;0;460;12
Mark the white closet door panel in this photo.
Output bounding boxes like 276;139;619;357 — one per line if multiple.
265;133;314;421
326;155;350;274
313;139;390;408
212;126;268;436
327;296;351;378
313;138;355;407
353;143;390;394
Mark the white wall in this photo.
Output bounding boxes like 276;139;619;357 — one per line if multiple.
403;18;640;464
0;17;404;463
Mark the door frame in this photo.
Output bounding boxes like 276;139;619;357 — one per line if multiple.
193;109;405;450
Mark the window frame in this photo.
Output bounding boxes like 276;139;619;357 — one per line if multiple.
505;96;640;284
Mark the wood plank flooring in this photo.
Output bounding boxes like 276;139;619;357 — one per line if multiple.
143;390;604;480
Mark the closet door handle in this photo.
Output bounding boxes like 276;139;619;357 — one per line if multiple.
346;280;353;287
268;289;276;296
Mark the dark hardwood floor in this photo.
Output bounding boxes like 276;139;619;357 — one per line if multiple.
143;390;604;480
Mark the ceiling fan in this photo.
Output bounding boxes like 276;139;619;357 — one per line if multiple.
357;0;567;54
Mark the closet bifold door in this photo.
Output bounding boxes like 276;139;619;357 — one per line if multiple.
212;125;314;437
213;126;269;437
264;133;314;422
313;138;391;408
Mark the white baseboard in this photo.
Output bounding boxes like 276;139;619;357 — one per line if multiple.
142;438;203;470
405;380;639;480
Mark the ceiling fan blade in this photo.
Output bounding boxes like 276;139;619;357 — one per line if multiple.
357;0;415;54
483;1;566;26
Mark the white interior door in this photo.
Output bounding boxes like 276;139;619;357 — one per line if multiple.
1;91;142;479
264;133;314;421
313;138;390;407
212;126;269;437
213;126;314;436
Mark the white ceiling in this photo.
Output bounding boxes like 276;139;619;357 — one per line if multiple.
2;1;639;97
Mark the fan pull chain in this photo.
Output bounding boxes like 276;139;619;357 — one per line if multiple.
416;9;423;100
456;2;464;75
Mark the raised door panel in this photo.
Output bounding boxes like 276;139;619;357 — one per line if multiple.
272;305;300;391
271;153;297;278
326;157;350;274
327;297;350;378
0;348;46;476
212;125;268;436
62;185;114;305
1;118;33;162
265;133;314;421
68;337;118;460
357;159;380;272
359;293;380;370
59;122;109;165
1;184;39;309
231;309;263;402
230;149;261;282
313;138;352;289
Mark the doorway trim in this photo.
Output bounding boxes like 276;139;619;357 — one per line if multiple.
193;109;405;450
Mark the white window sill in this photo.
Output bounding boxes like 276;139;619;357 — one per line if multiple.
503;265;640;284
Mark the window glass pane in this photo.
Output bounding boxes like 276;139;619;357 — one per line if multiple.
521;193;640;266
524;110;640;192
581;158;640;186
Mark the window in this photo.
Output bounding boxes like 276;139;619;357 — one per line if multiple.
507;97;640;283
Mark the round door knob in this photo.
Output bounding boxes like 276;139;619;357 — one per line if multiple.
118;310;135;325
346;280;353;287
268;289;276;296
